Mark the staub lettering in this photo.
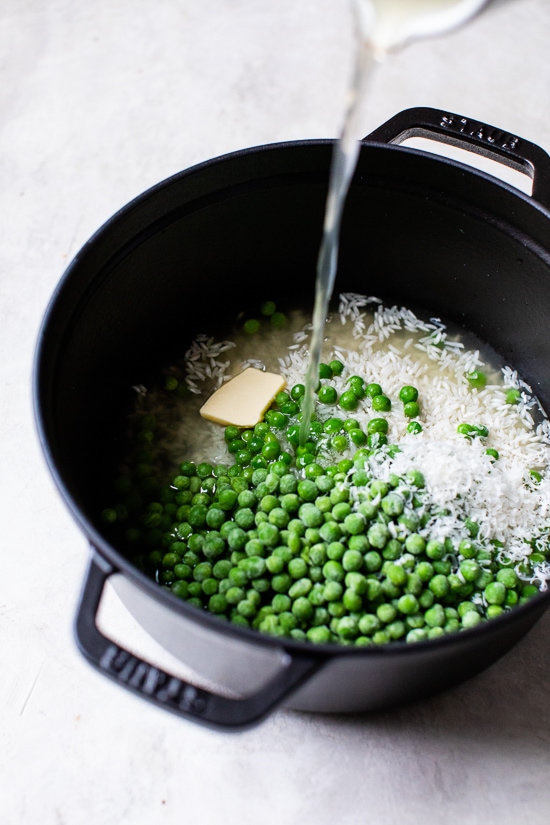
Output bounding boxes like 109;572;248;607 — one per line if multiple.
440;114;520;151
100;644;207;714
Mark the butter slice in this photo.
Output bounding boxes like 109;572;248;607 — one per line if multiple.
199;367;286;428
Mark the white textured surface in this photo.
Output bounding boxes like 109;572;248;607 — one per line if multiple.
2;1;550;823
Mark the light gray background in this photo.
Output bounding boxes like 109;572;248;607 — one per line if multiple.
1;1;550;823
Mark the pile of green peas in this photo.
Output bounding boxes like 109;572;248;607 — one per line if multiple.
101;364;547;646
220;365;425;477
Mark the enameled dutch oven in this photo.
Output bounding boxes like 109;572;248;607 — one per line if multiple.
34;108;550;730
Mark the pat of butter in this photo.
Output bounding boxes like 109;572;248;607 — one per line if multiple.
199;367;286;428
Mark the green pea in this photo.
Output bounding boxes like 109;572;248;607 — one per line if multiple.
229;565;249;586
287;384;304;403
333;616;356;639
405;612;425;629
343;513;364;535
304;463;324;480
101;507;119;525
339;391;359;411
485;581;506;605
202;578;219;596
358;613;382;636
341;549;363;572
425;540;445;560
385;563;407;587
323;560;345;582
266;411;288;430
318;362;333;380
387;620;407;640
211;560;231;580
196;462;214;479
348;428;367;446
331;434;349;452
367;523;390;549
233;508;254;530
505;589;519;607
208;593;228;614
372;395;391;412
403;401;420;418
457;538;476;559
381;492;404;517
178;459;195;477
367;417;389;435
467;370;487;390
461;610;483;629
377;603;398;624
505;388;521;405
382;539;402;561
323;417;343;435
405;572;423;597
459;559;480;582
486;604;503;619
366;383;382;398
174;563;192;580
218;489;238;511
366;579;383;601
226;527;246;551
399;386;419;403
326;541;345;561
159;551;179;571
328;359;344;376
475;569;494;589
362;551;380;573
272;573;292;593
289;578;313;599
496;568;518;588
270;312;287;329
418;589;435;610
287;557;307;578
424;603;445;628
338;459;354;474
318;385;338;405
298;503;324;528
431;559;451;575
404;534;426;555
429;574;450;598
295;478;316;501
330;499;351;521
307;625;332;644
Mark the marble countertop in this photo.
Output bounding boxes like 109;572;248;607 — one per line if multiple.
2;1;550;823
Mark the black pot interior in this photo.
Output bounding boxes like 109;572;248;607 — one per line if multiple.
36;140;550;540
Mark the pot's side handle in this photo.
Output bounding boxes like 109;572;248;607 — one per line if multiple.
75;550;323;731
364;107;550;211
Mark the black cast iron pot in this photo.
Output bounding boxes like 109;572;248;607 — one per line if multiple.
34;108;550;730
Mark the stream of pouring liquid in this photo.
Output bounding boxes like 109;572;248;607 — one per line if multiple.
298;0;488;445
298;22;381;446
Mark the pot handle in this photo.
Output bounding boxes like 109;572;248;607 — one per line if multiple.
74;549;322;731
364;107;550;211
